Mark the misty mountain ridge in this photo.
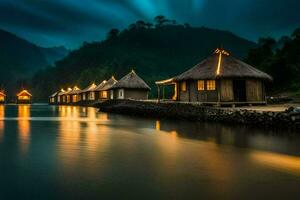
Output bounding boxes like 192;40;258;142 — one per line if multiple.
0;28;69;92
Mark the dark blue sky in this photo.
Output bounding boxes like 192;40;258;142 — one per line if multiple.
0;0;299;48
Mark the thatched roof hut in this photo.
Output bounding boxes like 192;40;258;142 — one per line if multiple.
110;70;150;100
111;71;150;90
80;83;97;93
17;89;32;104
0;91;6;103
156;48;273;105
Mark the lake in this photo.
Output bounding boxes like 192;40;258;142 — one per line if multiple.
0;104;299;199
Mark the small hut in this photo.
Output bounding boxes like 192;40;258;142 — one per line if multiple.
57;89;67;104
94;80;107;100
64;88;73;104
49;91;59;104
80;83;97;102
156;48;273;105
95;76;118;100
110;70;150;100
17;90;32;104
0;91;6;104
67;86;81;104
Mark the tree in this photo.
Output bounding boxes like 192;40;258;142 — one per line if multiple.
107;28;120;40
292;28;300;39
135;20;146;29
145;22;153;29
154;15;169;28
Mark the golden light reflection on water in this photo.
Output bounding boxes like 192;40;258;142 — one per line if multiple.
18;105;31;153
250;151;300;176
0;105;4;142
57;106;110;173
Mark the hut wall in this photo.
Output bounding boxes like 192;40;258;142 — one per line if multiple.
124;89;148;100
189;80;197;102
246;79;263;102
179;81;189;101
220;79;234;102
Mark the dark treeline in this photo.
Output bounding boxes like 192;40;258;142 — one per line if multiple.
245;28;300;95
31;16;255;101
30;16;300;101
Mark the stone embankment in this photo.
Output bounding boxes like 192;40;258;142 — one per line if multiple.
97;100;300;130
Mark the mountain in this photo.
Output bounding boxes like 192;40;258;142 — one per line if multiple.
39;46;70;65
0;29;69;95
31;23;257;101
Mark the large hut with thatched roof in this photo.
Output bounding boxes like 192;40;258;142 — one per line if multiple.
156;48;273;105
79;83;97;103
109;70;150;100
57;88;69;104
0;91;6;104
95;76;118;100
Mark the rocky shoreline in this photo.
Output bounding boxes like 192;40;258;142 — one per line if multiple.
97;100;300;130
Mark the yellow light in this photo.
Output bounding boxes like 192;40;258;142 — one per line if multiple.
216;50;222;75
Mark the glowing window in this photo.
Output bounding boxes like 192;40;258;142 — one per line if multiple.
102;91;108;98
18;96;30;100
181;81;187;92
0;96;4;101
207;80;216;91
197;80;205;91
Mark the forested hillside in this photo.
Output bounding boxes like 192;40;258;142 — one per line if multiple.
31;16;257;100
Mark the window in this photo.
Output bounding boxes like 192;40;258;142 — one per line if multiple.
72;95;78;103
0;96;5;101
181;81;187;92
118;89;124;99
197;80;205;91
110;90;114;99
18;96;30;100
207;80;216;90
82;94;86;100
102;91;108;98
89;92;95;100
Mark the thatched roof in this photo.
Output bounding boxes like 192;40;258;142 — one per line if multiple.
158;49;272;84
17;90;32;97
80;83;97;93
58;89;67;96
68;86;81;95
94;80;107;91
98;76;118;91
111;70;150;90
49;91;58;98
0;91;6;96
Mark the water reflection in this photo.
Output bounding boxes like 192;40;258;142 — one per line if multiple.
57;106;110;174
0;105;4;142
250;151;300;176
18;105;31;153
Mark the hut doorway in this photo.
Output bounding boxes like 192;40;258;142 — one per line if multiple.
233;80;246;102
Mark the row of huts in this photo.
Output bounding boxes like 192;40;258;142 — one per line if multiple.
0;89;32;104
49;70;151;105
49;48;273;106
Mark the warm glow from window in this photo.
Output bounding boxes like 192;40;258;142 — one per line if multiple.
18;96;30;100
197;80;205;91
0;96;4;101
72;95;78;103
181;81;187;92
102;91;108;98
207;80;216;90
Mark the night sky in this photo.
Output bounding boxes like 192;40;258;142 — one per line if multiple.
0;0;299;48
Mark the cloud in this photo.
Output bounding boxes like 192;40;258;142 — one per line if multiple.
0;0;299;48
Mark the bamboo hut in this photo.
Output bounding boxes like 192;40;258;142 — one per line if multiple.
94;80;107;100
79;83;97;102
95;76;118;100
17;90;32;104
67;86;81;104
156;48;273;105
0;91;6;104
110;70;150;100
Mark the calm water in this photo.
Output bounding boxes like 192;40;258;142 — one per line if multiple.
0;104;300;199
